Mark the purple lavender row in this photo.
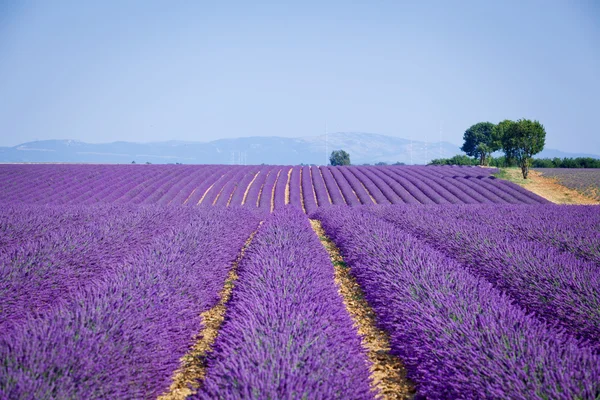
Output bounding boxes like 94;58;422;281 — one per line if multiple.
33;166;111;204
329;167;361;206
0;204;187;331
128;167;188;204
375;167;434;204
348;167;393;204
143;166;202;205
273;167;290;210
215;167;255;207
228;167;261;206
431;204;600;265
370;205;600;350
111;167;173;204
158;166;220;205
384;167;450;204
20;166;109;204
393;167;464;203
196;208;373;399
288;166;303;209
365;167;420;204
258;167;280;212
405;167;482;203
185;166;232;205
211;166;250;207
452;176;508;203
338;167;375;204
475;177;524;204
496;178;552;203
315;206;600;399
320;167;346;205
196;167;239;206
258;166;281;212
310;166;331;207
301;166;318;214
242;166;270;207
0;207;262;399
0;165;82;203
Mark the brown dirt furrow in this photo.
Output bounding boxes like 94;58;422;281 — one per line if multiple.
356;175;377;204
309;166;318;206
182;188;197;205
158;224;261;400
271;169;282;212
211;183;227;206
319;167;333;205
309;219;415;400
299;167;306;213
242;171;261;205
285;167;292;205
197;175;224;205
256;169;272;207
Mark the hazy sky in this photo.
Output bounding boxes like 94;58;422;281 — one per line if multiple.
1;1;599;154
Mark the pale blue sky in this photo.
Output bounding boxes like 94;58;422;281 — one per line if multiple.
1;1;599;154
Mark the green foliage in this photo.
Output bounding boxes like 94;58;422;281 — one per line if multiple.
375;162;388;166
393;161;406;165
531;157;600;168
329;150;351;166
501;119;546;179
429;155;479;166
460;122;500;166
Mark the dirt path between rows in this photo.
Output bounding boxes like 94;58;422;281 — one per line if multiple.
498;169;600;205
158;224;262;400
310;219;415;400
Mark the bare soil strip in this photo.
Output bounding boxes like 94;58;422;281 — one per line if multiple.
158;225;261;400
197;176;223;205
256;170;271;207
271;169;282;212
211;183;228;206
309;167;318;206
241;171;261;205
310;220;415;399
356;176;377;204
318;167;333;205
299;167;306;213
182;188;197;205
499;169;600;205
285;167;292;205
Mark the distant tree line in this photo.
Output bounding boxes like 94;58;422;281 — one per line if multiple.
430;156;600;169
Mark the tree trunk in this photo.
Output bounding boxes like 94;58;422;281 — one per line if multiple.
480;153;485;166
520;159;529;179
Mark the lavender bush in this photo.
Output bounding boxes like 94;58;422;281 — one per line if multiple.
316;206;600;399
196;208;373;399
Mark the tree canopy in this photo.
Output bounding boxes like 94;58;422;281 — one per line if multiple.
330;150;351;166
460;122;500;166
501;119;546;178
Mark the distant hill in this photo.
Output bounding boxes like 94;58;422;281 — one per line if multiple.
0;133;597;165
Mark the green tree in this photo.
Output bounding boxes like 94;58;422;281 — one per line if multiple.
460;122;500;166
330;150;351;166
501;119;546;179
494;120;517;165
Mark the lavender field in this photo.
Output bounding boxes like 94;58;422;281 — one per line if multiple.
0;164;549;209
535;168;600;200
1;165;598;399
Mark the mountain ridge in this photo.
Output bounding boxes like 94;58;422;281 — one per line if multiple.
1;132;597;165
